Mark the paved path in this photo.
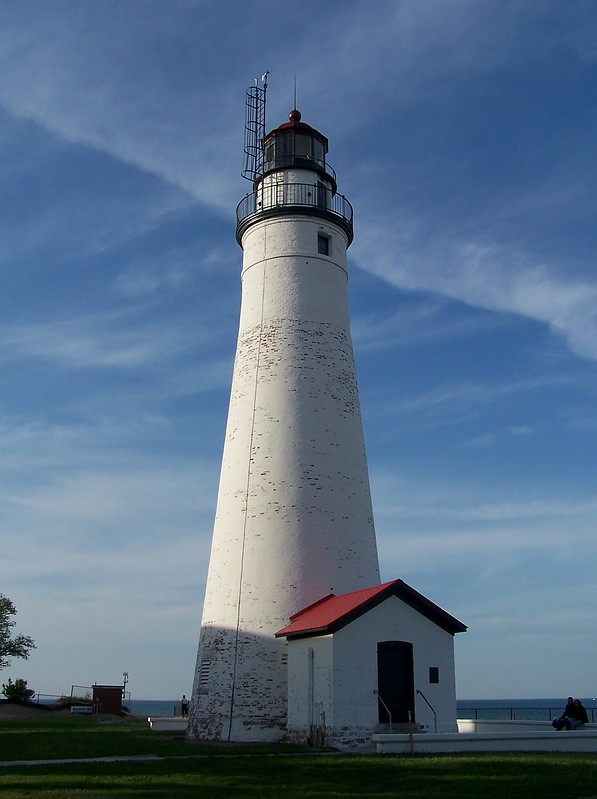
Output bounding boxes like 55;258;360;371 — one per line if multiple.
0;754;162;768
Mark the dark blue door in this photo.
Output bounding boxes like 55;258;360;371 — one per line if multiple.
377;641;415;724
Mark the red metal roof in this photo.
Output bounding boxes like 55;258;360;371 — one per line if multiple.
275;578;467;639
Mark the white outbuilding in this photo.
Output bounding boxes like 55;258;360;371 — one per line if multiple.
276;578;467;748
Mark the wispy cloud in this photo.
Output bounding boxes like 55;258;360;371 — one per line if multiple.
1;1;595;702
0;5;242;207
1;308;195;367
364;375;577;437
353;226;597;362
351;296;501;352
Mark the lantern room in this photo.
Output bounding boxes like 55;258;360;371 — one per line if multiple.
262;110;336;191
236;107;353;246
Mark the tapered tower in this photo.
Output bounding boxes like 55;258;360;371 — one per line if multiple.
189;83;380;742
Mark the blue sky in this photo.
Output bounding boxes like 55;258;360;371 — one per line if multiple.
1;1;596;702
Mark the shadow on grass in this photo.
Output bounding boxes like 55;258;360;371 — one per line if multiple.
0;716;311;762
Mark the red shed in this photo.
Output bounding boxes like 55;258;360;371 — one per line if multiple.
92;684;123;715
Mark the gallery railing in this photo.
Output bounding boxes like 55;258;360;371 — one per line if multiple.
236;182;354;244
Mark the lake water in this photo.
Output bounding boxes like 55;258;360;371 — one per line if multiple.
129;699;183;717
130;697;597;722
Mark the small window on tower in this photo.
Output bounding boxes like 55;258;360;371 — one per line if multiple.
429;667;440;684
318;234;330;256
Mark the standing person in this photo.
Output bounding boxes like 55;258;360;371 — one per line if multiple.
181;694;189;718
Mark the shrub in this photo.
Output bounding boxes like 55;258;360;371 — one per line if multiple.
56;695;92;708
2;677;35;704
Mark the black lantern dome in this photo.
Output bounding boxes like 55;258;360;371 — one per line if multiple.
262;109;336;192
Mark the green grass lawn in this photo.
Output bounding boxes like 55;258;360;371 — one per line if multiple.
1;714;596;798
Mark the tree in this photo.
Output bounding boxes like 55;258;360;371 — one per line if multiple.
0;594;36;670
2;677;35;703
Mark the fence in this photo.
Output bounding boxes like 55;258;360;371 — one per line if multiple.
31;685;131;708
457;706;597;723
32;693;66;705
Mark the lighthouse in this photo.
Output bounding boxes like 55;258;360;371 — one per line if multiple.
188;81;467;748
188;82;380;742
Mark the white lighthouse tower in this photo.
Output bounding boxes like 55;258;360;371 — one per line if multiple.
188;81;380;742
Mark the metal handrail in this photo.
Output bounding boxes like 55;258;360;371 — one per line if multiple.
374;689;392;726
236;182;353;229
457;706;597;723
416;689;437;733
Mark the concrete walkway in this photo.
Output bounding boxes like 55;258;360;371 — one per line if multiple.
0;754;162;768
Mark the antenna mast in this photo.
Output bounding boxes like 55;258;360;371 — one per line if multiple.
242;71;268;183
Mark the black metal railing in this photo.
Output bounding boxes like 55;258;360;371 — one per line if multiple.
417;689;437;733
236;182;353;239
262;155;337;183
457;706;597;723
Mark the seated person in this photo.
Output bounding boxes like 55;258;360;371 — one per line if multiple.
553;697;575;731
567;699;589;730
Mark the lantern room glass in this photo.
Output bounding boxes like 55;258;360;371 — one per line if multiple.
263;131;326;173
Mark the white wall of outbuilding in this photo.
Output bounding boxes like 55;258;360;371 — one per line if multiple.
285;594;459;747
